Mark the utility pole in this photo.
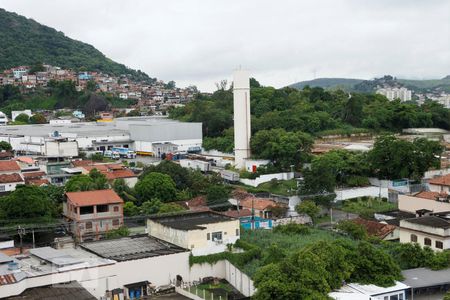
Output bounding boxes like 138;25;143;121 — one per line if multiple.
17;226;26;254
32;229;35;249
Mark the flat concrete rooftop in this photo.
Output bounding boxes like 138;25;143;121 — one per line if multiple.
0;116;186;138
80;235;187;261
149;211;235;230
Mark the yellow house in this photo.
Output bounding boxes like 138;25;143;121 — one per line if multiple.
147;211;240;256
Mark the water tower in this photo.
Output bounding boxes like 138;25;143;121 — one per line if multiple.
233;69;251;169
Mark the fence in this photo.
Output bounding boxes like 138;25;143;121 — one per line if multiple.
239;172;294;187
177;286;229;300
224;260;255;297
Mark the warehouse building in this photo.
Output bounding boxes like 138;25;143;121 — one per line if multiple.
0;116;202;156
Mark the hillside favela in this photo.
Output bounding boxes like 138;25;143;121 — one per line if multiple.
0;2;450;300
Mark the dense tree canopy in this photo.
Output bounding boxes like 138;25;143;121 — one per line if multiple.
65;169;108;192
368;135;443;180
0;185;56;221
253;240;402;299
170;85;450;157
135;172;177;203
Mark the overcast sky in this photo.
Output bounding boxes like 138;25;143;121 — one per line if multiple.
1;0;449;91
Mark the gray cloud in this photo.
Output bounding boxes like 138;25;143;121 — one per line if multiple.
1;0;449;91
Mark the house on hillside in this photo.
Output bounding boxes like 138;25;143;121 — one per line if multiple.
73;161;138;187
0;161;21;175
352;218;398;241
147;211;240;256
0;173;24;193
428;174;450;193
63;189;124;242
399;212;450;251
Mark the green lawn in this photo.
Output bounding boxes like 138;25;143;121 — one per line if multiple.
246;179;298;196
339;197;397;218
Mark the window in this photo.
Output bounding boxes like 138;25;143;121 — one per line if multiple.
207;233;210;240
112;219;119;226
97;205;109;213
211;232;222;241
236;229;240;236
410;234;417;242
424;238;432;246
80;206;94;215
390;295;398;300
436;241;443;249
85;222;92;230
113;206;119;212
0;185;5;192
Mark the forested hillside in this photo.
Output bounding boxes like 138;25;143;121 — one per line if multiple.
169;80;450;167
0;8;153;82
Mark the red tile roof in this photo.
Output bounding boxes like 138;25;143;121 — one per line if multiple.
0;173;23;184
28;179;50;186
239;198;278;211
0;161;20;172
429;174;450;187
105;169;136;180
0;151;13;159
415;191;449;200
353;218;396;239
221;209;253;218
66;189;123;207
72;160;94;167
0;274;18;285
22;171;46;178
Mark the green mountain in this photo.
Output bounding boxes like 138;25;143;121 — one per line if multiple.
0;8;154;82
289;78;364;91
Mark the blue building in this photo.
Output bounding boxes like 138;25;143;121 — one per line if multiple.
240;216;273;230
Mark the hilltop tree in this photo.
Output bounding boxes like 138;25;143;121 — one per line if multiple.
251;128;313;170
14;113;29;123
368;135;443;180
295;200;320;223
135;172;177;203
30;113;47;124
0;141;12;151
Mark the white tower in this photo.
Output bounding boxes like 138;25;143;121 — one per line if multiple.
233;69;251;169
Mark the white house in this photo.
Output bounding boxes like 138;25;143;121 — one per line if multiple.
399;213;450;251
0;173;24;192
147;211;240;256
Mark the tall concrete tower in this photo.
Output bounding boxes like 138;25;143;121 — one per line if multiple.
233;69;251;169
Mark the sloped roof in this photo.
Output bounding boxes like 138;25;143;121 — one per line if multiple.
0;173;23;184
0;161;20;172
353;218;396;239
22;171;46;178
28;179;50;186
221;209;253;218
239;198;278;211
105;169;136;180
415;191;448;200
429;174;450;187
66;189;123;207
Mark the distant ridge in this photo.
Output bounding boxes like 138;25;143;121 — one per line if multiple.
289;78;364;90
290;76;450;93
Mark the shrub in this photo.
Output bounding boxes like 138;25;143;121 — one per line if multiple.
273;223;311;235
